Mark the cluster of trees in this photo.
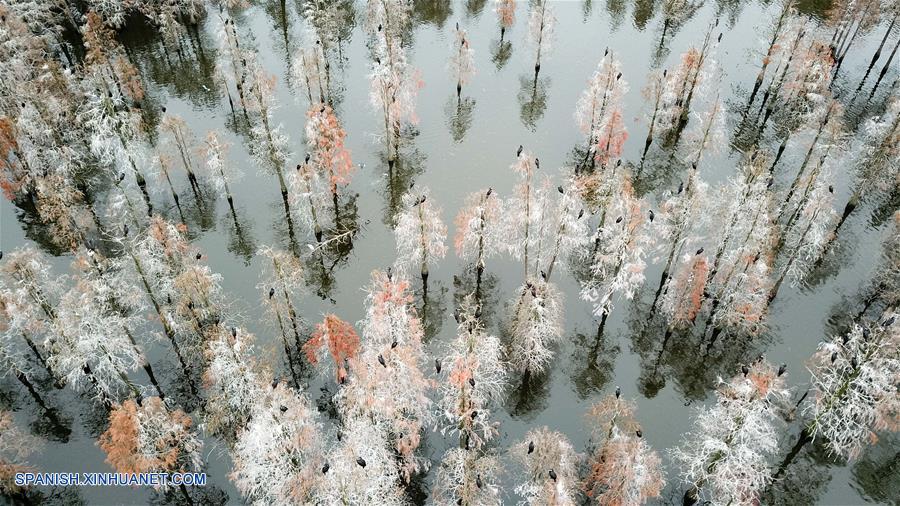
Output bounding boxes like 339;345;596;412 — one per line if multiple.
1;0;899;504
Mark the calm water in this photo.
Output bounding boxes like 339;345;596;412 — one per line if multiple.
1;0;898;504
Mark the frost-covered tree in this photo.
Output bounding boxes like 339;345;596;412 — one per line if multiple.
214;14;252;113
583;394;665;505
802;314;899;459
680;92;725;166
245;57;294;201
580;174;653;322
204;130;242;210
368;1;421;165
161;113;202;196
508;279;563;375
305;104;354;221
575;52;628;171
257;246;305;353
449;24;475;97
512;426;581;505
525;0;555;77
202;325;267;442
337;270;432;480
394;187;447;285
231;382;323;504
495;0;516;41
437;296;506;449
304;313;360;384
291;37;331;106
288;157;331;241
99;397;202;502
313;416;408;505
455;188;505;290
672;360;790;506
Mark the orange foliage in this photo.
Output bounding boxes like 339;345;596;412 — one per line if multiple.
594;110;628;166
304;314;360;382
307;105;354;192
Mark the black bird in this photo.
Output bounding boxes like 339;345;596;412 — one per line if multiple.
615;386;620;398
648;209;655;222
487;187;493;196
336;431;342;441
435;359;442;374
548;469;557;482
420;195;427;205
123;224;129;237
851;357;859;369
663;69;667;77
528;441;535;454
391;340;398;349
0;251;3;260
517;145;523;157
636;429;642;438
356;457;367;468
741;364;750;376
167;295;172;304
604;47;608;56
615;216;623;223
377;23;382;31
457;499;463;506
468;377;476;387
231;327;237;338
471;410;478;419
578;209;584;219
616;72;622;80
677;181;684;194
387;266;392;280
476;474;483;489
863;328;870;340
322;462;330;474
118;172;126;182
305;153;311;163
269;287;275;299
778;363;787;376
828;185;834;193
831;351;838;363
279;405;288;413
535;158;540;169
540;270;547;280
696;247;704;255
767;177;775;188
883;316;896;327
378;354;387;367
558;185;564;194
717;32;723;42
187;301;194;310
196;252;202;260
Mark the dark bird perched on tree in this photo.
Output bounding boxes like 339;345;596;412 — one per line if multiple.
0;251;3;260
476;474;483;489
863;328;870;340
883;316;895;327
648;209;654;222
279;405;288;413
167;295;172;304
548;469;557;482
356;457;366;468
517;145;523;157
486;187;493;196
677;181;684;194
269;287;275;299
386;266;392;280
195;252;202;260
615;386;621;398
468;377;475;387
123;224;129;237
851;357;859;369
615;216;623;223
696;247;704;255
118;172;126;182
321;462;329;474
636;429;642;438
557;185;564;194
378;354;386;367
778;364;787;376
831;351;838;363
231;327;237;338
471;410;478;419
435;359;442;374
540;270;547;280
828;185;834;193
305;153;311;163
391;340;398;349
528;441;535;454
616;72;622;80
578;209;584;219
741;364;750;376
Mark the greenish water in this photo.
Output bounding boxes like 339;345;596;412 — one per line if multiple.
1;0;897;504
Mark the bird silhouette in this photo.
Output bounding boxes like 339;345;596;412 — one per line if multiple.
548;469;557;482
486;187;493;196
321;462;329;474
391;340;398;349
435;359;442;374
557;185;564;194
778;364;787;376
696;247;704;255
883;316;895;327
648;209;655;222
231;327;237;338
636;429;642;438
517;145;523;157
279;405;288;413
615;386;621;398
528;441;535;454
468;377;475;387
831;351;838;363
269;287;275;299
476;474;483;489
195;252;201;260
615;216;623;223
741;364;750;376
378;354;386;367
578;209;584;219
356;457;366;468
